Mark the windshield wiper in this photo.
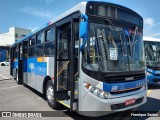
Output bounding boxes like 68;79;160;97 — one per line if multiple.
131;26;138;47
105;19;125;58
125;26;138;56
125;29;132;56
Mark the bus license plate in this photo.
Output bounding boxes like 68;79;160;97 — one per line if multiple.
125;98;136;106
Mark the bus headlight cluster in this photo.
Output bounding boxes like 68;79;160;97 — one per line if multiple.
146;71;151;76
84;83;108;99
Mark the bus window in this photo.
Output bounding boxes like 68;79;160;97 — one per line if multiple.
24;41;28;58
45;28;55;42
44;42;54;56
29;37;35;46
36;32;44;44
44;28;55;56
36;44;43;57
14;46;18;59
28;47;35;57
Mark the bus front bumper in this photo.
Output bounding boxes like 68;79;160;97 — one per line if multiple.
80;87;147;116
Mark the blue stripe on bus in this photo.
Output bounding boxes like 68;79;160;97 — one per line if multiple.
23;57;47;76
146;68;160;75
12;59;18;68
103;79;147;92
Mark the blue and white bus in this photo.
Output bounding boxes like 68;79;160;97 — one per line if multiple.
144;37;160;85
10;1;147;116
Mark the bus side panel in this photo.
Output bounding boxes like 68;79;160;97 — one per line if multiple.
22;57;53;94
23;58;28;84
36;57;48;93
47;57;54;77
26;57;37;89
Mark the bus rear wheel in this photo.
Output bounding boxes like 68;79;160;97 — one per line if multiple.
16;70;21;84
46;80;61;109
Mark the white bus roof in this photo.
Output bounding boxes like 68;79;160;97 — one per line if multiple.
143;37;160;42
50;2;87;25
13;1;142;46
13;2;87;46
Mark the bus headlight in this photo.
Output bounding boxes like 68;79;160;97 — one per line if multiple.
146;71;152;76
84;83;108;99
93;89;101;96
89;86;96;93
100;92;108;99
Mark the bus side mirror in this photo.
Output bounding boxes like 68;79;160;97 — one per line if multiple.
79;21;88;38
79;14;88;51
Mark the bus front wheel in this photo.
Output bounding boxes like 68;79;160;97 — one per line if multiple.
46;80;61;109
16;70;21;84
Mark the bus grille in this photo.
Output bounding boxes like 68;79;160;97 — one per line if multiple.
153;79;160;83
110;87;142;95
104;74;145;83
111;97;144;110
153;74;160;76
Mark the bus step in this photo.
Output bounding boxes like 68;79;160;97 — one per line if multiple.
55;91;70;100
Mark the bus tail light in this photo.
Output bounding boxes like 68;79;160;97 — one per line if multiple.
84;82;108;99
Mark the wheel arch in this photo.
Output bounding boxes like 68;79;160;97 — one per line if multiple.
43;76;52;95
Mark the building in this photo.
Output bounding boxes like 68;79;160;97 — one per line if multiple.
0;27;31;46
0;27;31;62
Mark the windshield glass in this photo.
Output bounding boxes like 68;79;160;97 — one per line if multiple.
127;29;145;70
144;41;160;67
83;23;145;72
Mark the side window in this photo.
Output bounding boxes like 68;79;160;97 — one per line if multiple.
13;47;17;59
46;28;55;42
44;27;55;56
24;41;28;58
28;36;35;57
36;44;43;57
20;45;23;60
36;32;44;44
29;37;35;46
28;47;35;57
15;46;18;58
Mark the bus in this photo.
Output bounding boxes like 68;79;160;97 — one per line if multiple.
144;37;160;85
10;1;147;116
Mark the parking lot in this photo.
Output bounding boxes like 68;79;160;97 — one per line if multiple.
0;66;160;120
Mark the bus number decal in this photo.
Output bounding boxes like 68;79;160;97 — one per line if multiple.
111;86;118;91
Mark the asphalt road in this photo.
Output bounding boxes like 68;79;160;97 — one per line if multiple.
0;66;160;120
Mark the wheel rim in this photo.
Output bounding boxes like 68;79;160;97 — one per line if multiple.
46;85;54;104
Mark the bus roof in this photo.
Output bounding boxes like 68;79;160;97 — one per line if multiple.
12;0;142;46
143;37;160;42
12;2;87;46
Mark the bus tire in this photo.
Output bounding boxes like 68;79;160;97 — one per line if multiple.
1;63;5;66
16;70;21;84
46;80;61;109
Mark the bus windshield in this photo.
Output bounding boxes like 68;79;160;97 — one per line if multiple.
83;22;145;72
144;41;160;67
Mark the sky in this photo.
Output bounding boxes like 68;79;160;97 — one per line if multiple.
0;0;160;38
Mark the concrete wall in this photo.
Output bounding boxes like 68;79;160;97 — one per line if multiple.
0;27;31;46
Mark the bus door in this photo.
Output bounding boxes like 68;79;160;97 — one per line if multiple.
23;41;28;84
10;47;13;76
54;19;78;110
18;44;24;83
